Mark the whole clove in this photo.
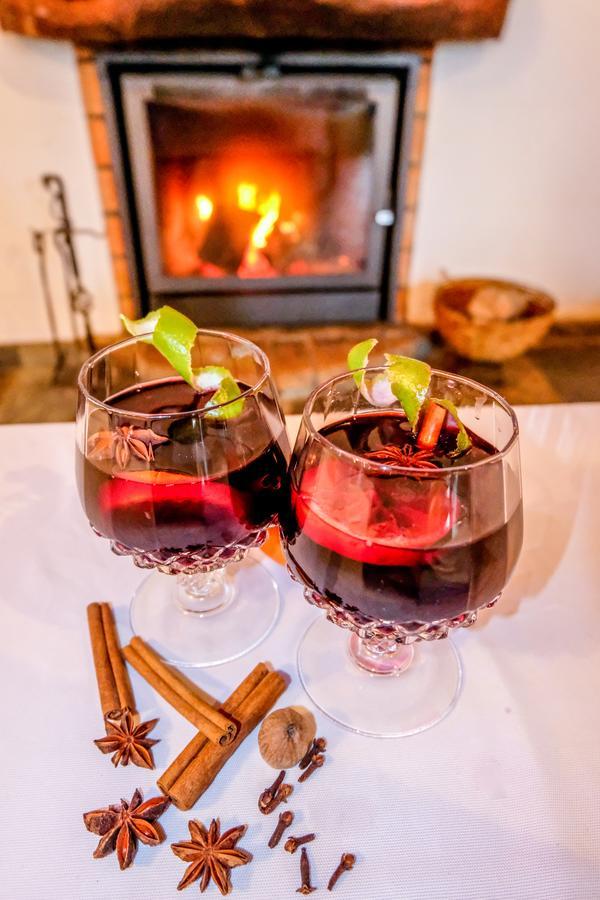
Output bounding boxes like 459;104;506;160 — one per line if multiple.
296;846;316;894
259;769;295;813
262;782;294;814
327;853;356;891
298;737;327;770
259;770;285;812
298;753;325;783
285;833;316;854
268;810;294;848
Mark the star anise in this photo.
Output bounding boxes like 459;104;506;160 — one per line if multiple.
94;709;159;768
365;443;438;469
83;788;170;870
87;425;168;470
171;818;252;895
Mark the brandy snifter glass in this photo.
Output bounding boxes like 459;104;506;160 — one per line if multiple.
77;330;288;667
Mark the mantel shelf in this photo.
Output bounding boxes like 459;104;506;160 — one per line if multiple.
0;0;510;48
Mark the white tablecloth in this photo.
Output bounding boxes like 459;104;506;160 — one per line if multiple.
1;405;599;899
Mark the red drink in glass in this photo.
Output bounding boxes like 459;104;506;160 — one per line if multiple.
78;377;286;559
284;411;522;626
280;367;523;736
77;330;288;666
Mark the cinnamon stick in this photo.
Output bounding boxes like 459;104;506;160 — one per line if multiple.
86;603;120;717
158;662;269;793
417;401;447;449
122;642;236;746
162;669;287;810
129;636;233;737
99;603;135;713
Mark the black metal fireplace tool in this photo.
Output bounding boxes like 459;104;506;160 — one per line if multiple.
32;174;105;382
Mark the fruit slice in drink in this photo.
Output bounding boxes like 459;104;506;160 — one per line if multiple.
99;469;248;551
293;456;459;567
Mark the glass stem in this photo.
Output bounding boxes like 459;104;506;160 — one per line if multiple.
176;568;234;616
348;633;415;676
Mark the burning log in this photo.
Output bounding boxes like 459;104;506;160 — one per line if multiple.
198;206;260;273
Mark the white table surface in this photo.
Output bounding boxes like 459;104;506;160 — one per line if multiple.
1;404;599;899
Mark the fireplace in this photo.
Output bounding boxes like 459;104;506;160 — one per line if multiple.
98;52;420;325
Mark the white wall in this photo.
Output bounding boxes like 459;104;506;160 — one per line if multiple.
409;0;600;322
0;32;119;344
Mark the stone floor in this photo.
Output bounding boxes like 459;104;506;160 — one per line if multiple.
1;320;599;424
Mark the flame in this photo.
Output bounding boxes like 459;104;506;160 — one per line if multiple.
237;182;258;211
195;195;213;221
236;183;281;249
250;192;281;250
195;181;282;277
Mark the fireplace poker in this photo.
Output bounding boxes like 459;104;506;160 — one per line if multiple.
42;173;98;354
31;229;66;384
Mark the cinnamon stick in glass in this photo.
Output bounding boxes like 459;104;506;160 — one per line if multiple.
162;669;287;810
87;602;128;718
123;641;237;746
158;662;269;793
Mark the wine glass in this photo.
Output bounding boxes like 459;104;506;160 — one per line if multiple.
281;367;523;736
76;330;289;667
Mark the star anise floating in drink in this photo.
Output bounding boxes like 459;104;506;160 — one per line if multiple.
171;818;252;895
94;709;159;768
87;425;168;470
365;443;438;469
83;788;170;870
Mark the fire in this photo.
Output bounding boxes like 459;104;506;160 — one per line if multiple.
243;189;281;275
195;195;213;221
195;182;282;277
250;192;281;250
237;182;258;211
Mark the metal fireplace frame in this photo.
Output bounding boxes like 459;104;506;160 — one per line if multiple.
97;50;421;326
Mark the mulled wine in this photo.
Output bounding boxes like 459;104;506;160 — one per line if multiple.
78;377;288;555
283;411;523;625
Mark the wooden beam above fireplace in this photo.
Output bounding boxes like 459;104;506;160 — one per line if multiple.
0;0;510;47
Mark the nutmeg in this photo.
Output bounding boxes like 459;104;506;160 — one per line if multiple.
258;706;316;769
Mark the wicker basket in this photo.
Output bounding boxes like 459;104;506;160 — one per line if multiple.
434;277;556;362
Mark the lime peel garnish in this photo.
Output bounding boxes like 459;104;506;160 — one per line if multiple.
384;353;431;431
428;398;472;455
197;366;244;420
121;307;244;420
347;338;378;390
121;309;160;338
347;339;431;430
347;338;472;453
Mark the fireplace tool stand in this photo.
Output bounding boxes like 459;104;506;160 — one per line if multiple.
42;173;99;356
31;229;66;384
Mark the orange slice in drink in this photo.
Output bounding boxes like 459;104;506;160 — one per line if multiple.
294;457;458;566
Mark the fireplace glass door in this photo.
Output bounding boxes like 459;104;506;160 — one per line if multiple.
122;70;400;301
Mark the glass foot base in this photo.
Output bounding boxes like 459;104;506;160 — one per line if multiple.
129;554;280;668
297;617;463;738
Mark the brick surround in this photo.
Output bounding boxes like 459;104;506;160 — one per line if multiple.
76;47;134;318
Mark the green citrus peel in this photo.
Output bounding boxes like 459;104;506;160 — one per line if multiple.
347;338;378;390
121;306;244;420
194;366;245;419
427;398;472;455
347;338;472;453
385;352;432;430
347;338;431;430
